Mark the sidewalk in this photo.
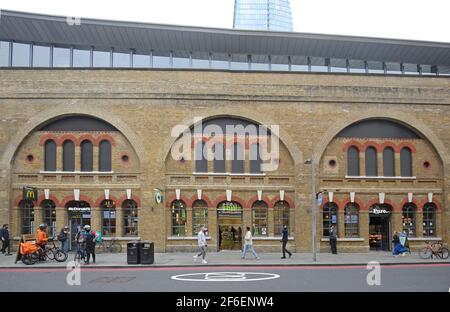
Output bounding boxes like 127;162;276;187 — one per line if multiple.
1;251;449;268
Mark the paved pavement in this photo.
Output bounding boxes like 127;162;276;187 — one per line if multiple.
1;250;449;268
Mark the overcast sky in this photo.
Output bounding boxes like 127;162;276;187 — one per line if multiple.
1;0;449;42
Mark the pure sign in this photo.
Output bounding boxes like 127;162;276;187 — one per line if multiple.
23;186;38;201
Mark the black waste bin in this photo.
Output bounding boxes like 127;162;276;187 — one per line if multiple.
127;241;141;264
140;241;154;264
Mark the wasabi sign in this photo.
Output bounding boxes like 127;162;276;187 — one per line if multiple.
217;202;242;215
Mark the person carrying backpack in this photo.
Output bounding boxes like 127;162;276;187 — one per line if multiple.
81;225;99;264
58;225;69;253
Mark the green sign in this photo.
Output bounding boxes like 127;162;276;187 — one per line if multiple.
23;186;38;201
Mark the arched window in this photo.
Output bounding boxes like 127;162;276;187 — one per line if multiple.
192;199;208;235
122;199;138;236
347;146;360;176
80;140;93;172
400;147;412;177
44;139;57;171
383;147;395;177
20;199;35;235
41;199;56;237
195;141;208;173
250;143;262;174
323;202;338;237
101;199;116;236
402;203;416;236
99;140;112;172
252;200;268;236
365;147;378;176
231;143;244;173
171;200;187;236
274;201;290;236
62;140;75;171
213;143;226;173
423;203;436;237
344;203;359;237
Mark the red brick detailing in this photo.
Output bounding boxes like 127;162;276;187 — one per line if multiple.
37;195;60;207
398;198;420;211
57;134;79;146
361;141;381;153
336;197;364;211
379;142;397;153
246;195;271;208
118;194;142;208
39;134;58;146
397;143;416;153
269;194;295;209
212;195;246;208
189;194;214;208
78;135;95;146
60;195;94;208
417;198;442;211
342;140;362;152
165;195;191;209
94;195;120;208
364;198;397;212
94;134;116;147
13;195;23;207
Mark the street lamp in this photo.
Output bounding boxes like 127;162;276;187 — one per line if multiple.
304;157;318;262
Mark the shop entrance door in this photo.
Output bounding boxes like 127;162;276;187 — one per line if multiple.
68;211;91;251
369;214;392;251
217;202;243;251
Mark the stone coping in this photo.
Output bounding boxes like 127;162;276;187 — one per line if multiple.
321;238;365;242
167;236;212;240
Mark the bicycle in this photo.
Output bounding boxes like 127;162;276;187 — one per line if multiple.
43;239;68;262
20;240;67;265
418;241;449;259
97;238;122;253
74;241;86;263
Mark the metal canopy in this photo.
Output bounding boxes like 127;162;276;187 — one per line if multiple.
0;10;449;65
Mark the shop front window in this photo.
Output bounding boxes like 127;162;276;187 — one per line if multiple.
41;199;56;237
423;203;436;237
20;199;35;235
402;203;416;236
344;203;359;237
252;200;268;236
101;199;116;236
171;200;187;236
274;200;290;236
192;199;208;235
323;202;338;237
123;199;138;237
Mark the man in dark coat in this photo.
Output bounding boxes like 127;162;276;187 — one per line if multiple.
281;225;292;259
0;224;12;255
330;225;338;254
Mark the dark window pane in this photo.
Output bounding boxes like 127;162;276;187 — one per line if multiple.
99;140;112;172
213;143;226;173
323;202;338;237
347;146;360;176
274;201;290;235
20;200;35;235
32;45;50;67
252;200;268;236
365;147;378;176
44;140;57;171
344;203;359;237
122;199;138;236
63;140;75;171
195;141;208;173
171;200;186;236
80;140;93;172
250;144;262;174
423;203;436;237
400;147;412;177
383;147;395;177
39;116;117;131
101;200;116;236
231;143;244;173
402;203;416;236
192;199;208;235
41;199;56;237
338;119;420;139
12;42;30;67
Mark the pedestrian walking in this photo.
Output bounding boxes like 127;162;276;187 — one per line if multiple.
193;226;208;264
392;231;408;257
0;224;12;255
81;225;99;264
329;225;338;254
58;225;69;253
280;225;292;259
241;226;259;259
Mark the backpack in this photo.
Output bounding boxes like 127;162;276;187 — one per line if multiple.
57;233;65;241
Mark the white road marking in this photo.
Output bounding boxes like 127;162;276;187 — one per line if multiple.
171;272;280;282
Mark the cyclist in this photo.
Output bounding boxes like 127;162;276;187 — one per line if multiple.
80;225;99;264
36;224;49;260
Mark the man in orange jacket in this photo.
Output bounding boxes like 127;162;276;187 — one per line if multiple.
36;224;49;250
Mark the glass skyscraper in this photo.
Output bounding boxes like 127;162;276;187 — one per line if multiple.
233;0;293;31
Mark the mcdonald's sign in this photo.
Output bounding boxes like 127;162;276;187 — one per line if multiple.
23;186;38;201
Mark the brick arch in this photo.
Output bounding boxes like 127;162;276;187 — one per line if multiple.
60;195;94;208
165;195;191;208
342;140;363;152
313;114;449;175
418;198;442;212
212;195;246;208
398;198;420;211
57;134;79;146
37;195;61;207
365;198;397;212
39;134;58;146
380;142;397;153
246;195;271;208
362;141;382;153
337;197;365;212
94;195;120;208
320;199;340;211
118;195;142;208
269;194;295;209
78;135;96;146
189;194;214;208
398;143;417;153
95;134;117;147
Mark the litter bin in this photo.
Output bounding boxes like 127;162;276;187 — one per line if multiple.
140;241;154;264
127;241;141;264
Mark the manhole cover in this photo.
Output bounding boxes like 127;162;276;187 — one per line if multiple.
89;276;136;284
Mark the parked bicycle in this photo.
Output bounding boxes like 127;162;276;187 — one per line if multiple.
20;239;67;265
418;241;449;259
97;238;122;253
